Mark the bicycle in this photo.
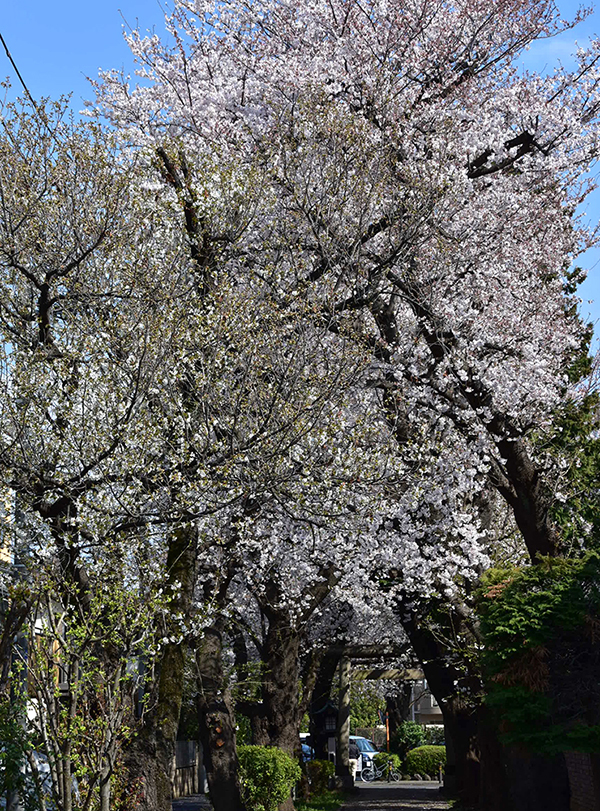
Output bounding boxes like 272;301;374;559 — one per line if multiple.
360;760;402;782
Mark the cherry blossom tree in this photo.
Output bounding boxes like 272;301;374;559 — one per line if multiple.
0;93;388;811
93;2;600;807
3;0;598;807
95;0;599;537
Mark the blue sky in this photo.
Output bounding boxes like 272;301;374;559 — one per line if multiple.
2;0;600;339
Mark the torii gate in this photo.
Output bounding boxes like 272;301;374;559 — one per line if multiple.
321;645;423;788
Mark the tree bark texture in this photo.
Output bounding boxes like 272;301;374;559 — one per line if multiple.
386;682;413;739
399;604;481;805
123;732;170;811
125;523;198;811
503;746;570;811
196;620;246;811
335;656;351;778
155;524;198;802
260;608;302;811
259;571;337;755
259;608;302;756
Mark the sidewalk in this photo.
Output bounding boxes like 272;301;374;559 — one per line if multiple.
341;781;450;810
172;795;212;810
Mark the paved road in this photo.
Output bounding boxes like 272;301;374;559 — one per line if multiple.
172;781;450;811
341;781;450;811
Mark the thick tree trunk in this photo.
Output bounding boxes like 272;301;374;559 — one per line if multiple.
386;682;413;739
335;655;352;786
261;610;302;756
124;732;171;811
125;523;197;811
250;714;271;746
335;655;350;777
476;704;509;811
504;746;570;811
196;621;245;811
157;524;198;803
489;431;559;560
439;698;480;805
236;627;324;803
399;604;482;805
260;609;302;811
235;578;337;809
477;706;571;811
400;604;565;811
376;289;569;807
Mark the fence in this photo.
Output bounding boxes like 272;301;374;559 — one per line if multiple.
172;740;207;798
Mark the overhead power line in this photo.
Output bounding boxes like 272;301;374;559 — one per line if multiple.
0;32;37;108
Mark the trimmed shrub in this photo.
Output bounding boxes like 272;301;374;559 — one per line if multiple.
390;721;425;759
306;759;335;794
373;752;401;771
238;745;302;811
404;745;446;777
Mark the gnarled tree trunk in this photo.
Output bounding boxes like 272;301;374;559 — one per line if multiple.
261;607;302;811
386;682;413;740
125;523;197;811
399;602;482;805
196;619;245;811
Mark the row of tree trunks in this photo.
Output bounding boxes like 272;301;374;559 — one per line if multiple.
192;576;330;811
197;610;310;811
373;260;572;808
234;578;337;808
239;605;303;811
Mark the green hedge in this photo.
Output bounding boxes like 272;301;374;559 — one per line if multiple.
390;720;425;758
404;745;446;776
306;759;334;794
238;745;302;811
373;752;401;770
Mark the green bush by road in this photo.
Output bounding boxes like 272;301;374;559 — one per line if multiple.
404;745;446;776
